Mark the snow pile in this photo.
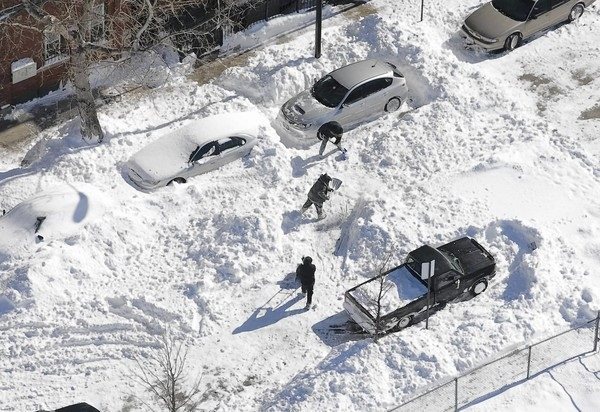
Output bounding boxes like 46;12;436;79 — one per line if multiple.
0;183;105;257
1;0;600;410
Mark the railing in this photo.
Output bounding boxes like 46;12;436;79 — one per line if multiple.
390;312;600;411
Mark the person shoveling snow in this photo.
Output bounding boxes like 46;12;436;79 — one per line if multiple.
317;122;347;158
300;173;342;219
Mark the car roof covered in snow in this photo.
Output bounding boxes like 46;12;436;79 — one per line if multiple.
128;111;265;181
329;59;393;89
0;184;104;256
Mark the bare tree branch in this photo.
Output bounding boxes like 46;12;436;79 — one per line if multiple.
131;331;206;412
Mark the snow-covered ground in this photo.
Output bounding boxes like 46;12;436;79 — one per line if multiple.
1;0;600;410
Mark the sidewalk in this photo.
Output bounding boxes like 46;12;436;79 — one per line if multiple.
0;1;373;150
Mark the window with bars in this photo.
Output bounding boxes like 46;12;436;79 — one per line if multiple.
43;30;67;65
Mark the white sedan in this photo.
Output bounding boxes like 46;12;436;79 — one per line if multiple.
127;111;263;190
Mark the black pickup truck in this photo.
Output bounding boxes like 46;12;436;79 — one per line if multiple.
343;237;496;334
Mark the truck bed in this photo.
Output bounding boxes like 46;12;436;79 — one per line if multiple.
348;265;427;317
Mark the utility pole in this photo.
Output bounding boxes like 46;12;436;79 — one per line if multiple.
315;0;323;58
420;0;425;22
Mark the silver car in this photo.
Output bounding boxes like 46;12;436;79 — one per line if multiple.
127;112;262;190
462;0;596;52
276;59;409;141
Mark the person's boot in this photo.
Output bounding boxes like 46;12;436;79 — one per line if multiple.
300;206;309;214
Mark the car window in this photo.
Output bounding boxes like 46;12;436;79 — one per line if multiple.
492;0;535;21
190;142;218;162
531;0;551;17
344;78;392;106
218;136;246;153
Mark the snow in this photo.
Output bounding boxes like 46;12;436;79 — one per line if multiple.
1;0;600;410
10;58;36;73
349;265;427;316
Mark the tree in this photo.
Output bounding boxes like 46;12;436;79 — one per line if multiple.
132;332;204;412
0;0;252;143
372;250;394;340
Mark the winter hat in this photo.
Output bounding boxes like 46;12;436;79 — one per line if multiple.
318;121;343;139
320;173;331;183
303;256;313;265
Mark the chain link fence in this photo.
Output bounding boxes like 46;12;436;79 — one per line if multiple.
391;313;600;411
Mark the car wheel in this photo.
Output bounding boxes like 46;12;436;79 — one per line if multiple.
504;33;521;51
568;3;584;22
385;97;402;113
168;177;186;185
396;314;414;329
470;279;488;296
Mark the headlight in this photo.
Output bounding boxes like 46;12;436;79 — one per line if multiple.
296;123;312;130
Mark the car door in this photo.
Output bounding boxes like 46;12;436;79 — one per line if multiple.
524;0;553;36
548;0;574;25
216;136;247;166
433;270;463;303
189;141;220;176
336;78;393;128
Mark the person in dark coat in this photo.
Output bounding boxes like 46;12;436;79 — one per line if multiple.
300;173;332;218
296;256;316;309
317;121;343;145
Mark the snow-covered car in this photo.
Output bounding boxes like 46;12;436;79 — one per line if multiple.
461;0;596;52
344;237;496;334
0;184;104;255
275;59;409;141
127;111;263;190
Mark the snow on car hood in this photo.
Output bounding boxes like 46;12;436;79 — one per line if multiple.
128;111;266;182
282;90;333;125
464;2;521;40
0;183;105;256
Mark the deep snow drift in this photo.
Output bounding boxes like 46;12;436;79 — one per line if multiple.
1;0;600;410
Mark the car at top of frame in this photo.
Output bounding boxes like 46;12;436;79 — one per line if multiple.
275;59;409;142
126;111;265;190
343;237;496;335
461;0;596;52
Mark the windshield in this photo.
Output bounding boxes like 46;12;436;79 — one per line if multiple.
310;75;349;108
491;0;534;21
405;256;423;279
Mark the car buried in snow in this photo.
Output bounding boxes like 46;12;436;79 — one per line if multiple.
343;237;496;334
275;59;409;142
461;0;596;52
126;111;264;190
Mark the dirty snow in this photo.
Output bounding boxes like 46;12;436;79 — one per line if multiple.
1;0;600;410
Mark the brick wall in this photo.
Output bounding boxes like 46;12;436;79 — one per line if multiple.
0;0;122;107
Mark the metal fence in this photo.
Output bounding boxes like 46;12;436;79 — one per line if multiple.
244;0;319;27
390;312;600;411
173;0;350;57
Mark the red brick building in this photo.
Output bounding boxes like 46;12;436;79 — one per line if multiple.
0;0;121;107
